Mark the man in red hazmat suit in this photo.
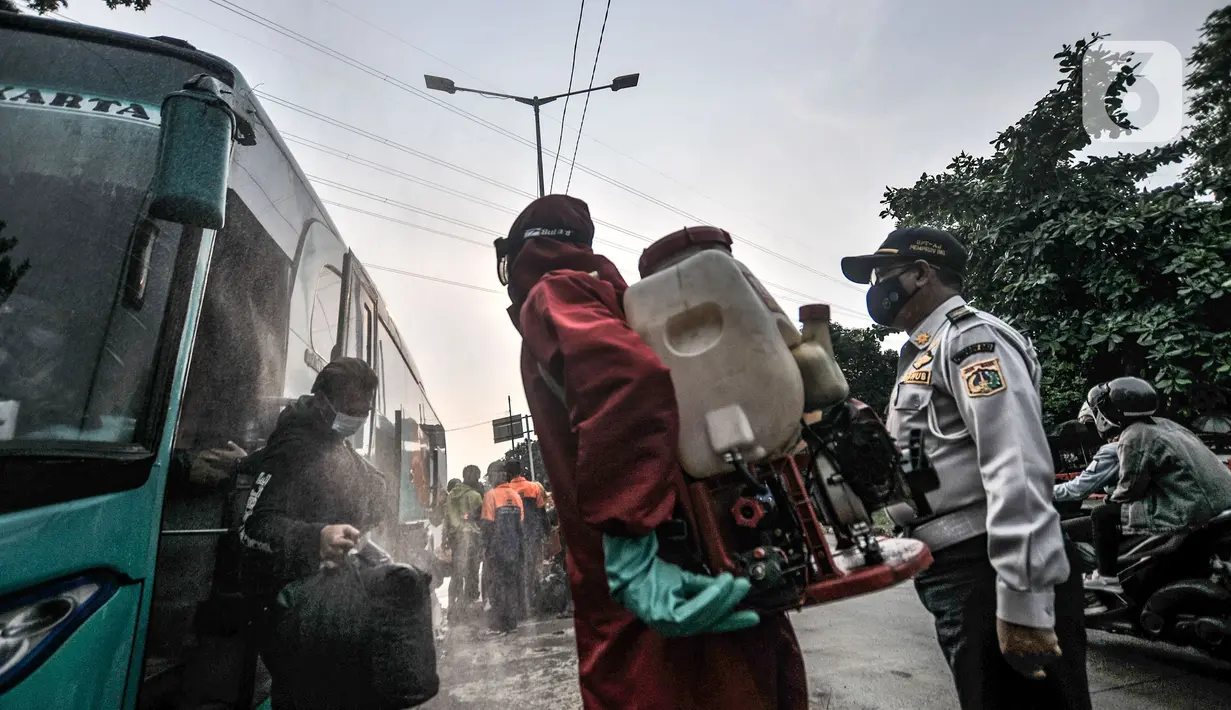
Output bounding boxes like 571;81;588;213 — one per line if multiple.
496;194;809;709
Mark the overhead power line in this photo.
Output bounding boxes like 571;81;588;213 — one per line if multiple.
307;175;504;238
203;2;859;293
550;0;587;193
445;416;510;432
316;0;486;89
259;91;535;199
565;0;612;195
262;93;859;297
321;200;490;247
287;134;520;215
363;263;503;294
326;194;639;257
170;0;833;277
308;0;821;258
270;97;655;245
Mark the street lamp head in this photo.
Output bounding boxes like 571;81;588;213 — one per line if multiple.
424;75;457;94
611;73;640;92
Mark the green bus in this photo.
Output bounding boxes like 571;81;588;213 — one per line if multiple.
0;13;447;708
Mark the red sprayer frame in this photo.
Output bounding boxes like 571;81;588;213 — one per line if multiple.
688;453;932;612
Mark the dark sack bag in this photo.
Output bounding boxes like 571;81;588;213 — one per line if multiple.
269;555;439;709
492;505;522;565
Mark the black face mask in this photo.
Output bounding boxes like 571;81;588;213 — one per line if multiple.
866;272;918;327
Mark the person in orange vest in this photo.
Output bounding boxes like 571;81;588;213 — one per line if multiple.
506;460;548;618
480;465;525;635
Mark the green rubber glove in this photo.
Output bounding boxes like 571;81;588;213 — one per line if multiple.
603;533;761;637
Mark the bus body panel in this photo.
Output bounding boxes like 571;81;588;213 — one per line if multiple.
0;15;449;707
0;584;142;710
0;490;155;594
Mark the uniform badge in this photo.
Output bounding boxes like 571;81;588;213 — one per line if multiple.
945;305;978;324
912;332;931;348
903;369;931;386
960;358;1006;398
950;342;996;365
912;351;934;370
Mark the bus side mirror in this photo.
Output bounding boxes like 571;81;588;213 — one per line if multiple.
149;75;239;230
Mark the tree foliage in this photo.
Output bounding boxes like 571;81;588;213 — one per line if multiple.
881;24;1231;427
1186;6;1231;193
21;0;150;12
829;323;899;417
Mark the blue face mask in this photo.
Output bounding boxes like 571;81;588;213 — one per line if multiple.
323;396;366;437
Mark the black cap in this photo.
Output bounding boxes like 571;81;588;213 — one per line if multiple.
507;194;595;247
840;226;967;284
496;195;596;285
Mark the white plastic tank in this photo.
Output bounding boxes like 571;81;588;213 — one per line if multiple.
625;227;805;478
795;304;851;412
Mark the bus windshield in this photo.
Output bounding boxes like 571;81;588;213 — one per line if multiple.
0;26;215;447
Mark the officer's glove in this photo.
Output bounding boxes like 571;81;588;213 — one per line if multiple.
603;533;761;637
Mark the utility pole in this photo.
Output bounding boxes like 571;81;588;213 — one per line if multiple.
522;414;537;482
424;73;641;197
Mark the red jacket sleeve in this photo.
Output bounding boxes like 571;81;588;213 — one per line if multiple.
520;271;679;537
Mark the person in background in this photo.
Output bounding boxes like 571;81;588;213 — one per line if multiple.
1055;402;1121;505
499;194;807;709
238;357;386;707
480;464;525;636
506;460;548;618
1081;377;1231;589
841;227;1089;709
445;465;485;623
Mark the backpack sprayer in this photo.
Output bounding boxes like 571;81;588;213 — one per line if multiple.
623;227;938;612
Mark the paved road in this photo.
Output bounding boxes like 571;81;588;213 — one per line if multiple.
424;582;1230;709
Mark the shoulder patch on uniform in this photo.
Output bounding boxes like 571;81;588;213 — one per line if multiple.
960;357;1006;398
949;341;996;364
902;369;932;386
912;351;934;370
945;305;978;325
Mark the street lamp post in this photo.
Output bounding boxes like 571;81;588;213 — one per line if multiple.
424;73;640;197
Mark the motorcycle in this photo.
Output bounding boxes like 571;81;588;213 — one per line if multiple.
1080;507;1231;661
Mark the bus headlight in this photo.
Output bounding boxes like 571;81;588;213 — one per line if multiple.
0;573;117;692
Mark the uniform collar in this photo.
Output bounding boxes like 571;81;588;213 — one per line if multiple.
907;295;967;350
511;476;527;484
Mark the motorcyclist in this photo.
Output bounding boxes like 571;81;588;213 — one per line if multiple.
1054;402;1120;504
1083;377;1231;589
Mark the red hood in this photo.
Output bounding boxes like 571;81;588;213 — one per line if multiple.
505;238;628;333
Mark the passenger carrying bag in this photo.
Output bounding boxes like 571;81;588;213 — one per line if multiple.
269;545;439;709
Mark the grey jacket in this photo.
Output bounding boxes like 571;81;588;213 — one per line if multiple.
886;296;1069;630
1112;417;1231;535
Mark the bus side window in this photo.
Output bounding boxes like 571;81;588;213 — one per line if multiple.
309;266;342;367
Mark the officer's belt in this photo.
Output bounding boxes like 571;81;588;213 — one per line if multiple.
906;502;988;553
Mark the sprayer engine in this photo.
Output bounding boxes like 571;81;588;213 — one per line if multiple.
684;399;938;612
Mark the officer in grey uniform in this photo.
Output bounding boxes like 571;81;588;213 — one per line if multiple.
841;227;1090;710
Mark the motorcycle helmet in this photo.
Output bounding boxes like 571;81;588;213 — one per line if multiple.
1077;401;1095;425
1087;377;1158;437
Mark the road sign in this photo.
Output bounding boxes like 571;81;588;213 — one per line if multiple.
492;415;524;444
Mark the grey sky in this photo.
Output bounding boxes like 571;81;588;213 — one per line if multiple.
57;0;1224;475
